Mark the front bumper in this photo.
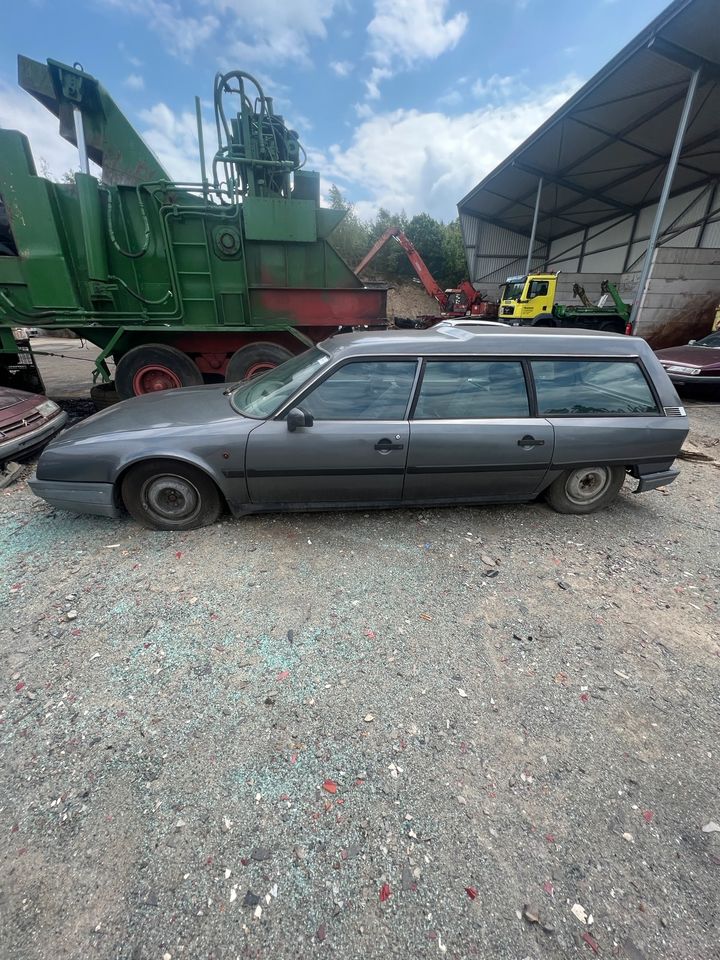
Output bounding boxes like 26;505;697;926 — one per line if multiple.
28;474;122;518
0;411;68;462
634;468;680;494
662;371;720;386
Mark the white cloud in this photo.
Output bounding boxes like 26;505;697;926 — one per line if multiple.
0;80;81;179
320;75;581;221
330;60;353;77
103;0;339;64
472;73;518;100
124;73;145;91
366;0;468;97
103;0;218;59
138;102;212;183
436;89;463;108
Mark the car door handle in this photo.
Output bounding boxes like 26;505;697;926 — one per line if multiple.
517;435;545;447
375;438;404;452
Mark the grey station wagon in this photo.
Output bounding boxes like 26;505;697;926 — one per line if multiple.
30;327;689;530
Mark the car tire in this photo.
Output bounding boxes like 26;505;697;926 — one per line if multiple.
225;342;294;382
115;344;203;399
121;459;222;531
544;465;625;515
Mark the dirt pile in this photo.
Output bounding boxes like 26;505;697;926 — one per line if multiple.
381;278;440;321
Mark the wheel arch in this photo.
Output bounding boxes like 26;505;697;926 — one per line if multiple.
112;454;229;512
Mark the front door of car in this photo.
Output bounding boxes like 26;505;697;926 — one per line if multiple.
404;359;554;501
245;359;418;505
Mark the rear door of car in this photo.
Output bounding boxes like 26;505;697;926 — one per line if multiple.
530;358;668;467
403;357;554;502
245;358;419;504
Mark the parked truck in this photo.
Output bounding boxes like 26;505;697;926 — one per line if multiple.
0;57;387;398
498;272;631;333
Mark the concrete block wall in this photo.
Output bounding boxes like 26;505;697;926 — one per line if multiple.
625;248;720;348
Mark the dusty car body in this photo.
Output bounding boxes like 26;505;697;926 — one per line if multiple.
30;327;688;530
0;386;66;465
655;330;720;387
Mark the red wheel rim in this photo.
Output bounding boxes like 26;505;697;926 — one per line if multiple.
244;361;278;379
132;364;183;394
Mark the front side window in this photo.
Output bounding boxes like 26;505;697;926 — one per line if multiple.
532;360;659;416
502;281;525;301
300;360;417;421
527;280;549;298
230;347;330;418
413;360;529;419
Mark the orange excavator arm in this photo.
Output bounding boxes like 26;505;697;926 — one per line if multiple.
355;226;448;310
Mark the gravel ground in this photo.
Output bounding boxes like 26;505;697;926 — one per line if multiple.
1;402;719;960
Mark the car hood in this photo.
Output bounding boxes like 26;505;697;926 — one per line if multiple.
0;386;37;411
49;383;248;446
656;345;720;370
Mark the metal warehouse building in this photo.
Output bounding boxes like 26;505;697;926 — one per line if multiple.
458;0;719;346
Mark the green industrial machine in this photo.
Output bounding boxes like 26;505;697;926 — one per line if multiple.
0;57;386;397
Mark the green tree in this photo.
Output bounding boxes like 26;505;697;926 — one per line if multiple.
406;213;446;286
325;184;370;267
441;218;467;287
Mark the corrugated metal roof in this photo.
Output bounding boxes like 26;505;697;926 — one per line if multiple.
458;0;720;245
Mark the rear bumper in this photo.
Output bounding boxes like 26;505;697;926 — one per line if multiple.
0;411;68;462
28;474;122;518
634;468;680;493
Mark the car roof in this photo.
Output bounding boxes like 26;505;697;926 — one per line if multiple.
321;325;642;359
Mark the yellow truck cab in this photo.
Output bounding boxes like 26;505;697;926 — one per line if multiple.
499;272;630;334
499;273;557;321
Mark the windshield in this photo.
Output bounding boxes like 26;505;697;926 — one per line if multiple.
696;331;720;347
230;347;330;418
502;280;526;302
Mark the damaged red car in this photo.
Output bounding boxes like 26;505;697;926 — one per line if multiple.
0;386;67;465
655;330;720;389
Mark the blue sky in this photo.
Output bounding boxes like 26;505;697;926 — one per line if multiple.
1;0;671;221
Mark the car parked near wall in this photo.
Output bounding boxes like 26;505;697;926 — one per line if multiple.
655;330;720;389
29;327;688;530
0;386;66;466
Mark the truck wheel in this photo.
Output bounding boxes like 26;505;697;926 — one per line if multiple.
545;465;625;515
531;314;557;327
90;382;121;410
121;459;222;531
115;344;203;399
225;343;293;382
598;317;624;333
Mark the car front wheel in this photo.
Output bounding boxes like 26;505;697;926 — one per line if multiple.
121;459;222;530
544;465;625;514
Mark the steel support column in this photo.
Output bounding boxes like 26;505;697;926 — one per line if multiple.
525;177;543;274
629;68;700;333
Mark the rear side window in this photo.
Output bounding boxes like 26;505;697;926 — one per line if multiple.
414;360;529;419
532;360;659;416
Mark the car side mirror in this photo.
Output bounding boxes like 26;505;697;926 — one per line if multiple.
287;408;313;431
688;339;696;345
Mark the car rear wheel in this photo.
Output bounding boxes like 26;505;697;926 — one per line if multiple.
225;342;294;382
115;344;204;399
544;465;625;514
121;459;222;531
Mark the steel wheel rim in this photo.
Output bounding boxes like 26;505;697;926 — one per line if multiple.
565;467;611;505
142;475;201;522
132;364;183;394
244;360;278;379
